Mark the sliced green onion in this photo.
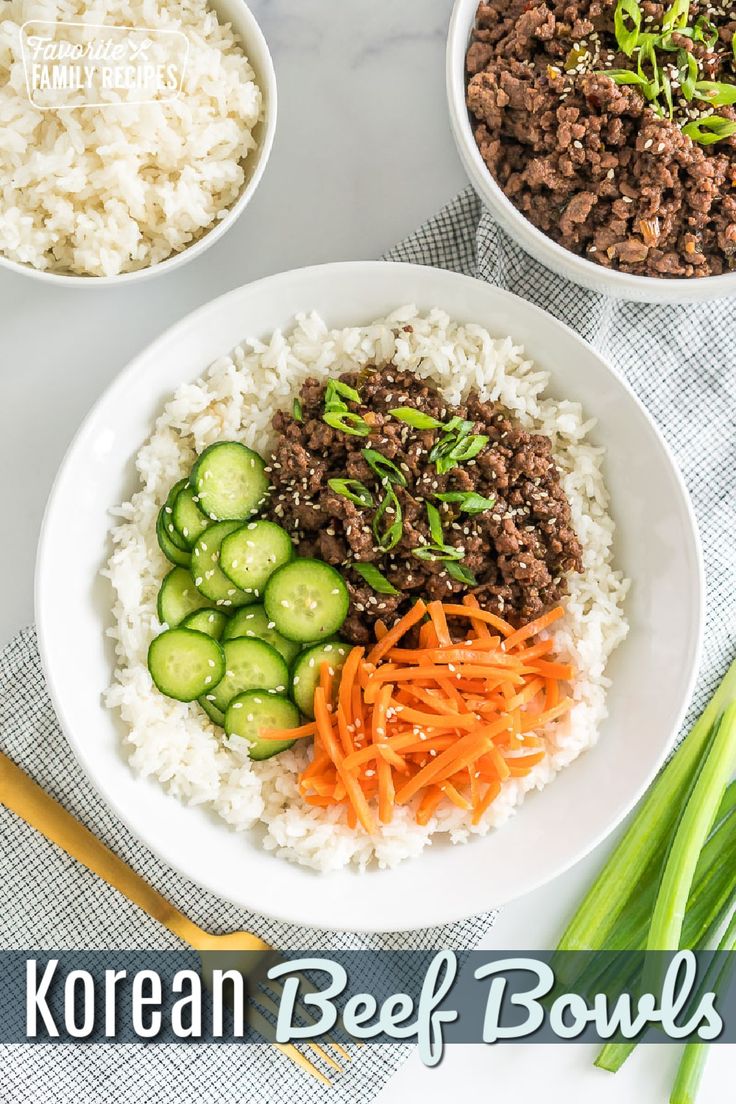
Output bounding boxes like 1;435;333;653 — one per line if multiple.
323;410;371;436
661;0;690;35
372;486;402;551
388;407;443;430
435;490;496;514
599;68;650;86
637;34;662;99
412;545;465;563
361;448;407;487
693;80;736;106
351;562;399;595
678;49;699;101
662;70;674;117
292;398;303;422
683;113;736;144
692;14;718;49
428;418;472;466
327;478;374;508
445;562;478;586
415;503;467;563
426;502;445;547
437;435;489;474
431;432;488;475
614;0;643;56
324;378;361;407
442;416;474;436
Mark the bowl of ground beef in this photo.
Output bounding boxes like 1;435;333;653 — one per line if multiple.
447;0;736;301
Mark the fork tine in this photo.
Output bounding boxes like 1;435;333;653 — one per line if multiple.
255;988;345;1072
276;1043;332;1087
260;978;354;1059
247;1004;332;1086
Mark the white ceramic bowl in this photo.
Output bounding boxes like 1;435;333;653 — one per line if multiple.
0;0;276;287
36;261;704;931
447;0;736;303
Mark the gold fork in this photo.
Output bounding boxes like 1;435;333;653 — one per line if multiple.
0;750;349;1085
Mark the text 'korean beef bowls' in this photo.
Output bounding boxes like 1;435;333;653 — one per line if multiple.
462;0;736;279
104;307;630;872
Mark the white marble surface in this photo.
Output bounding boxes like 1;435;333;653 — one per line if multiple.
0;1;730;1100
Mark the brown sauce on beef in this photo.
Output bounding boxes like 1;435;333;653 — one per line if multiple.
266;366;583;644
466;0;736;278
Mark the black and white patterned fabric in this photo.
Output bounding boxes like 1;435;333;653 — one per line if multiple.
1;190;734;1102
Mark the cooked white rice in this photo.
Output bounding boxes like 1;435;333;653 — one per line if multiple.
104;307;630;871
0;0;261;276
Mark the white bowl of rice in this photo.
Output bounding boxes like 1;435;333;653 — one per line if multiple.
36;262;703;931
0;0;276;283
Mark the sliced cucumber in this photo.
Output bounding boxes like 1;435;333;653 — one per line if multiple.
180;608;228;640
172;485;210;548
222;604;301;665
148;628;225;702
191;521;255;608
199;695;226;727
225;690;299;760
220;521;293;596
264;559;349;643
161;479;190;551
156;508;191;567
157;566;215;627
291;640;352;719
191;441;269;522
210;637;290;713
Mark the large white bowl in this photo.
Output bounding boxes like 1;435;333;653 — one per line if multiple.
447;0;736;303
36;262;704;931
0;0;276;287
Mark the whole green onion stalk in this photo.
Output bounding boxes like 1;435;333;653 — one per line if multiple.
556;660;736;954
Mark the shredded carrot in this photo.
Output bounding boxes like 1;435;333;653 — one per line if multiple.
261;720;318;741
445;601;515;636
503;605;564;651
286;601;574;831
427;601;451;647
367;600;427;664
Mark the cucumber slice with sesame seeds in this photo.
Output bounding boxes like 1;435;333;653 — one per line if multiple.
222;604;301;665
264;559;349;643
172;485;211;548
210;637;290;713
160;480;190;551
220;520;294;596
180;608;228;640
191;521;256;608
291;640;352;719
148;628;225;703
199;695;226;727
191;441;269;522
224;691;299;760
157;566;216;627
156;507;191;567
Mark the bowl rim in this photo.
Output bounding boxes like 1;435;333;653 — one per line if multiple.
0;0;277;287
35;260;705;930
446;0;736;301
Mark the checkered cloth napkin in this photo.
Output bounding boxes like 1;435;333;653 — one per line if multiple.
1;188;734;1103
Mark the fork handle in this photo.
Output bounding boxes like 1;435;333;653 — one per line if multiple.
0;751;208;949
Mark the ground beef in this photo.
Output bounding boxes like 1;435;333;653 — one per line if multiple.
266;366;583;644
466;0;736;278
